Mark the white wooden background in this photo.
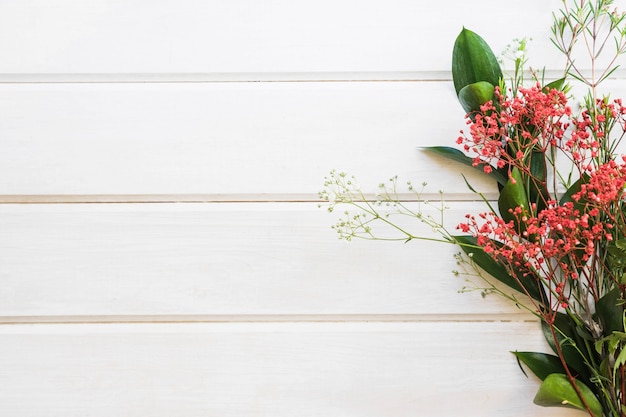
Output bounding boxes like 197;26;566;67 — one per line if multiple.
1;1;614;415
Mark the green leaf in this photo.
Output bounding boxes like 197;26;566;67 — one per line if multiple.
559;175;589;207
513;351;567;380
608;240;626;278
596;287;624;336
527;151;550;213
543;77;567;92
614;345;626;379
452;28;503;96
421;146;507;185
595;332;626;357
453;235;545;303
558;175;592;275
461;174;478;193
458;81;495;114
498;167;528;228
542;312;589;382
534;374;603;417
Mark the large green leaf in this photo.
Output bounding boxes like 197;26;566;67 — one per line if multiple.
458;81;495;114
513;351;567;381
421;146;507;186
498;167;529;228
527;151;550;213
542;312;590;382
596;287;624;336
533;374;603;417
452;28;503;96
454;235;545;303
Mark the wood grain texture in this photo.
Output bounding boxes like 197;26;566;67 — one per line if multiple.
2;1;625;415
4;80;626;198
0;321;579;417
0;202;534;319
0;81;486;196
0;0;563;75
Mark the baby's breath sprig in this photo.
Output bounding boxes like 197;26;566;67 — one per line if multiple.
319;169;454;244
453;252;539;316
500;37;532;95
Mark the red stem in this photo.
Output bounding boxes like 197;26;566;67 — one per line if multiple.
546;315;596;416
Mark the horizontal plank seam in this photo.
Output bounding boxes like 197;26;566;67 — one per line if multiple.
0;79;448;84
0;69;600;84
0;194;498;204
0;71;451;83
0;314;538;325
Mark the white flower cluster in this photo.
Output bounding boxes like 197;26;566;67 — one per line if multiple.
499;37;531;67
319;170;451;242
319;170;516;302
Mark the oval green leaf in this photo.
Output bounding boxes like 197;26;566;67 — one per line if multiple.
498;167;528;228
452;28;503;96
533;374;603;417
458;81;495;114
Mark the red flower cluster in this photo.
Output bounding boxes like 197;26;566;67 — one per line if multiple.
457;198;615;309
456;84;571;174
456;86;626;310
459;200;609;269
564;99;626;166
575;159;626;206
456;85;626;176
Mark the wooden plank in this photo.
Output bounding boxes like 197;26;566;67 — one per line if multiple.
0;81;496;197
4;79;626;198
0;202;537;319
0;0;564;76
0;321;577;417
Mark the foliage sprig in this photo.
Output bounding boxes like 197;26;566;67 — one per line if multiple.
321;1;626;415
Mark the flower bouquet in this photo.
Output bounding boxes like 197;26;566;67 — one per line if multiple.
320;1;626;415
